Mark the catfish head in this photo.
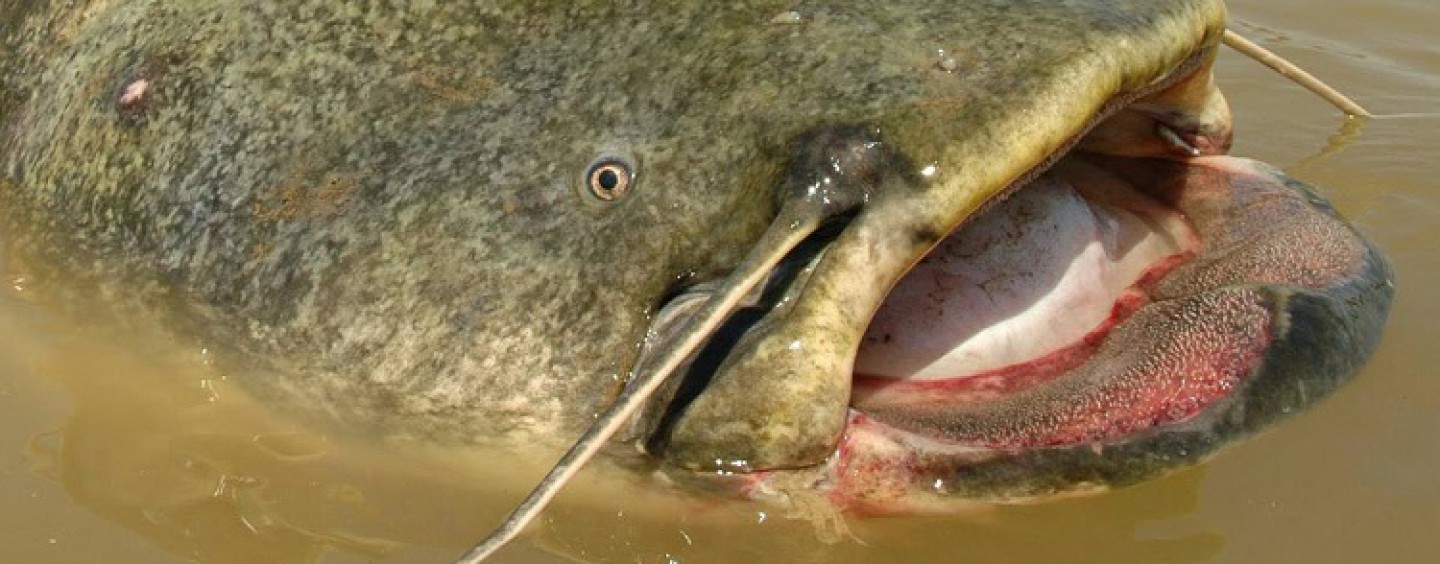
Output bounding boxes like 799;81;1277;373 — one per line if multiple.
0;0;1391;514
621;0;1394;511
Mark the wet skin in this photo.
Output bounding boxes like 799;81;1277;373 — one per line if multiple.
0;0;1392;509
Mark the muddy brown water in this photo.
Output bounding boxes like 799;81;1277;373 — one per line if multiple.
2;1;1437;562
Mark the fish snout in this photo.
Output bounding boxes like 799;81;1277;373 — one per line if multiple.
638;125;933;472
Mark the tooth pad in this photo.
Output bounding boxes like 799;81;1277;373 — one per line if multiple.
1152;163;1367;299
861;288;1271;448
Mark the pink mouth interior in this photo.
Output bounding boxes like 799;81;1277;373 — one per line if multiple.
849;156;1272;449
855;160;1198;381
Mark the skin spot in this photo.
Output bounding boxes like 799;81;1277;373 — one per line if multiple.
115;77;153;125
112;56;179;127
909;225;945;247
769;11;804;25
254;168;361;222
406;67;493;105
119;79;149;105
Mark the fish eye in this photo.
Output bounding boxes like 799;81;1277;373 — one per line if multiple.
584;158;634;202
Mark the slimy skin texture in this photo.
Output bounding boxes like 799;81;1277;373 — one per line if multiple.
0;1;1392;505
0;0;1223;441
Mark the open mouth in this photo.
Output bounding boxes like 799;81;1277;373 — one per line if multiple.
815;144;1390;511
851;152;1222;450
637;53;1391;511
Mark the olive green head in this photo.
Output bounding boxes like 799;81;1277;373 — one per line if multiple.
1;0;1225;450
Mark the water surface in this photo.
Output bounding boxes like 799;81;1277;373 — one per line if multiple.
2;0;1437;562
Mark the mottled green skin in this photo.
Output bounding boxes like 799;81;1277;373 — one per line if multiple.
1;0;1222;452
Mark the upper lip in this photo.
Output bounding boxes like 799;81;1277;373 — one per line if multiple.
643;51;1234;468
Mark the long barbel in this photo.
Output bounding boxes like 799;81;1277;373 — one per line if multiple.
457;192;858;562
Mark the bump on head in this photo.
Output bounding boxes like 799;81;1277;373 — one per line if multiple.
780;124;920;216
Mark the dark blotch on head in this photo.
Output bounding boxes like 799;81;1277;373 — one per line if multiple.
780;124;920;215
909;225;946;247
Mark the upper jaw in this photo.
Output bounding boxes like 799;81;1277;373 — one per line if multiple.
635;20;1234;473
1078;52;1234;160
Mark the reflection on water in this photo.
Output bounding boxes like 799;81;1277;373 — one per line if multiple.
1290;116;1368;170
4;0;1440;562
0;293;734;563
0;289;1226;564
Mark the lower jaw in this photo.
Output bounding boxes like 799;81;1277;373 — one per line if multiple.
722;154;1355;513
